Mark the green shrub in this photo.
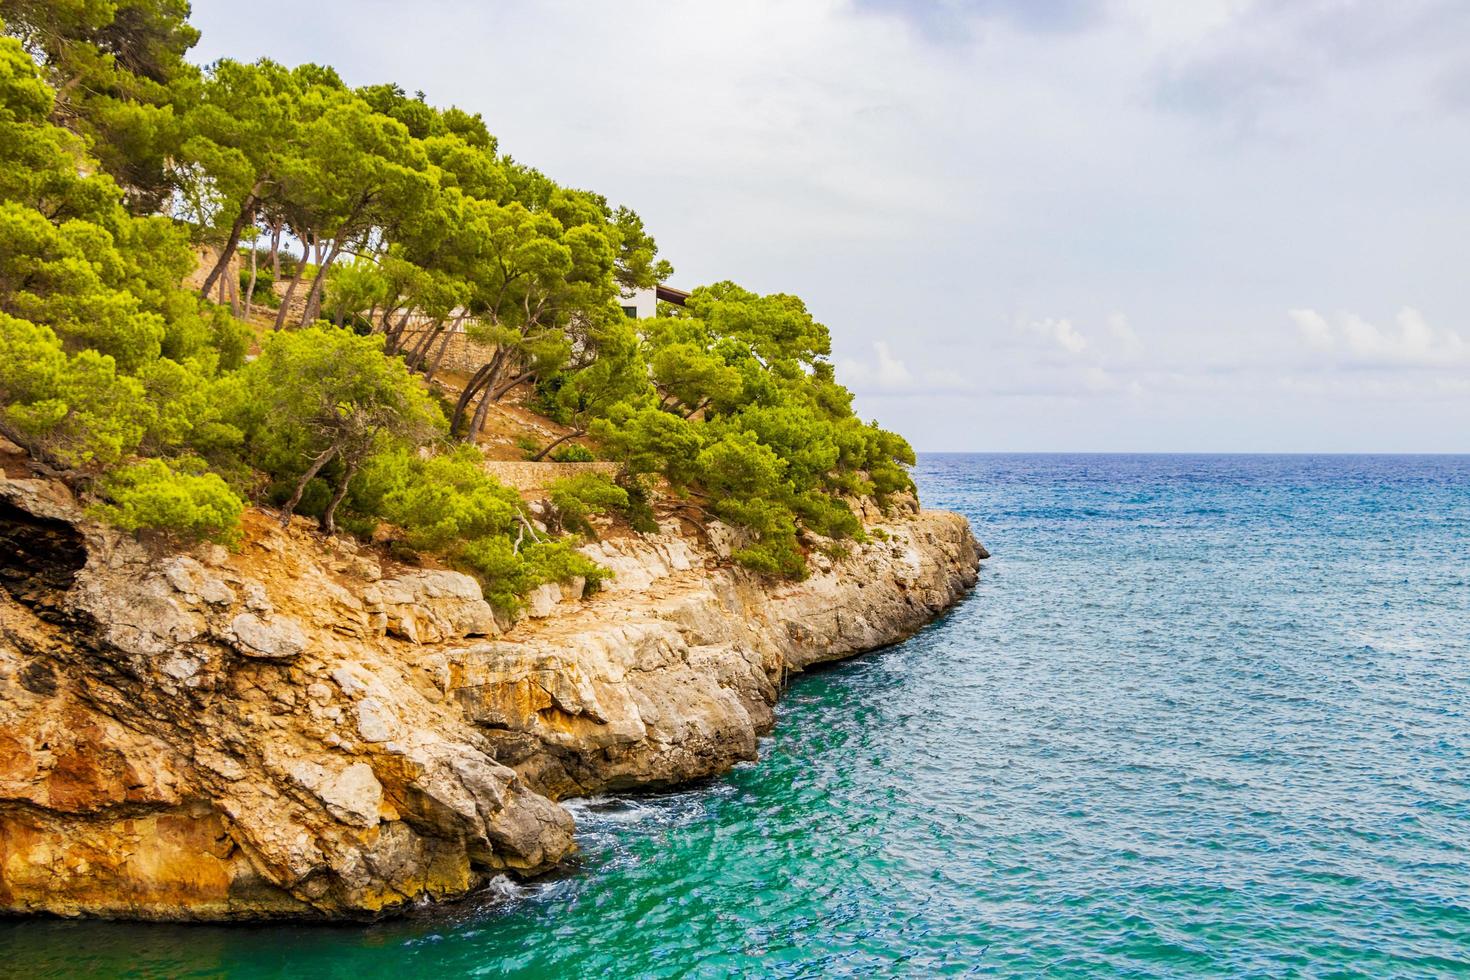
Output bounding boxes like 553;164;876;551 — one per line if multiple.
90;457;245;546
524;540;607;594
373;446;520;552
358;446;608;612
618;473;660;534
549;443;595;463
455;537;606;613
238;265;278;308
546;472;628;536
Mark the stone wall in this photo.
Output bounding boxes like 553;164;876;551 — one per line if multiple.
482;461;621;494
183;246;239;302
396;328;496;377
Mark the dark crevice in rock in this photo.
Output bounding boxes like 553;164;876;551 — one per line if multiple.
0;498;86;622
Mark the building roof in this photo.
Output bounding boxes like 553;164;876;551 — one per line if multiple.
655;284;690;306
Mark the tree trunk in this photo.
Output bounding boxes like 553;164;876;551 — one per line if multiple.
244;245;258;320
227;263;240;318
384;308;415;354
300;238;343;326
280;445;337;525
269;219;283;278
197;193;257;298
423;313;464;383
404;319;444;370
531;429;584;461
273;233;312;331
450;360;498;438
468;384;496;441
320;459;358;535
488;368;535;403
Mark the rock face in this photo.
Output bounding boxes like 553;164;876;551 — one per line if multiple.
437;506;980;797
0;476;980;920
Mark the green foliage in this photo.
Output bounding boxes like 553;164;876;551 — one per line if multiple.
549;443;595;463
237;325;443;530
0;4;914;600
528;317;650;457
2;0;202;210
456;537;606;612
0;201;164;370
546;473;628;536
590;404;704;487
370;445;520;552
323;257;387;326
354;445;605;612
585;282;914;577
89;456;244;546
0;311;148;467
239;263;276;305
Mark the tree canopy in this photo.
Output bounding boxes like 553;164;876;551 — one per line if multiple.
0;7;919;602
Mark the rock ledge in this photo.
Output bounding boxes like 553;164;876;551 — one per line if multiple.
0;478;980;920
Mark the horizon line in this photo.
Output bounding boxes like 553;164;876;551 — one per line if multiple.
912;449;1470;456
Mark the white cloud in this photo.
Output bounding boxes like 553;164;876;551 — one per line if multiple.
838;340;970;395
1027;317;1089;354
1290;307;1470;366
186;0;1470;450
1289;308;1335;350
1107;312;1141;351
869;340;915;388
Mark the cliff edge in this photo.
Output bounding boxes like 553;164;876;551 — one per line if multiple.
0;476;980;920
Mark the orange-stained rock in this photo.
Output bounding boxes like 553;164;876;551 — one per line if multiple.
0;474;978;920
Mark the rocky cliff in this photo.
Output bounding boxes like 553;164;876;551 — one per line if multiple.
0;474;980;920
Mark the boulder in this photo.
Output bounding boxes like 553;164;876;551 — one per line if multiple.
364;570;497;643
228;612;308;661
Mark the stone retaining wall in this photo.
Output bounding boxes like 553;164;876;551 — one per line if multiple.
397;329;495;377
482;461;620;494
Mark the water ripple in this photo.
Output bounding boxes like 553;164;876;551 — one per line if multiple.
4;454;1469;977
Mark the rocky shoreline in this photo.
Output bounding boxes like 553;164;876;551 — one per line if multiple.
0;475;981;921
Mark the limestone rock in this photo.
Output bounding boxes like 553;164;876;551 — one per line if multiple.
364;570;497;643
0;469;978;922
524;583;561;618
162;557;236;606
228;612;307;661
289;761;383;828
355;697;398;743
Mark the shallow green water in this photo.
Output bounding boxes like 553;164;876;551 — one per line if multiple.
4;454;1470;977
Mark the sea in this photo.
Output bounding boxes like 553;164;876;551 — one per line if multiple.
4;453;1469;977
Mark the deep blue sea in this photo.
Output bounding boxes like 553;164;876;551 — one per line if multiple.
5;454;1470;977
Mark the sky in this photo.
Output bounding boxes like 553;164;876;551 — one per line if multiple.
189;0;1470;452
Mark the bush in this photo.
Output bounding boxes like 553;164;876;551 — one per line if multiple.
89;457;245;546
546;472;628;536
618;473;660;534
523;540;607;594
238;265;278;308
549;443;595;463
455;537;606;613
372;446;520;552
358;445;609;612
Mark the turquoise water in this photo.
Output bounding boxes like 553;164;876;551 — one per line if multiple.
5;453;1470;977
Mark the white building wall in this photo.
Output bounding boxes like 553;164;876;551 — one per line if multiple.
618;285;658;320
